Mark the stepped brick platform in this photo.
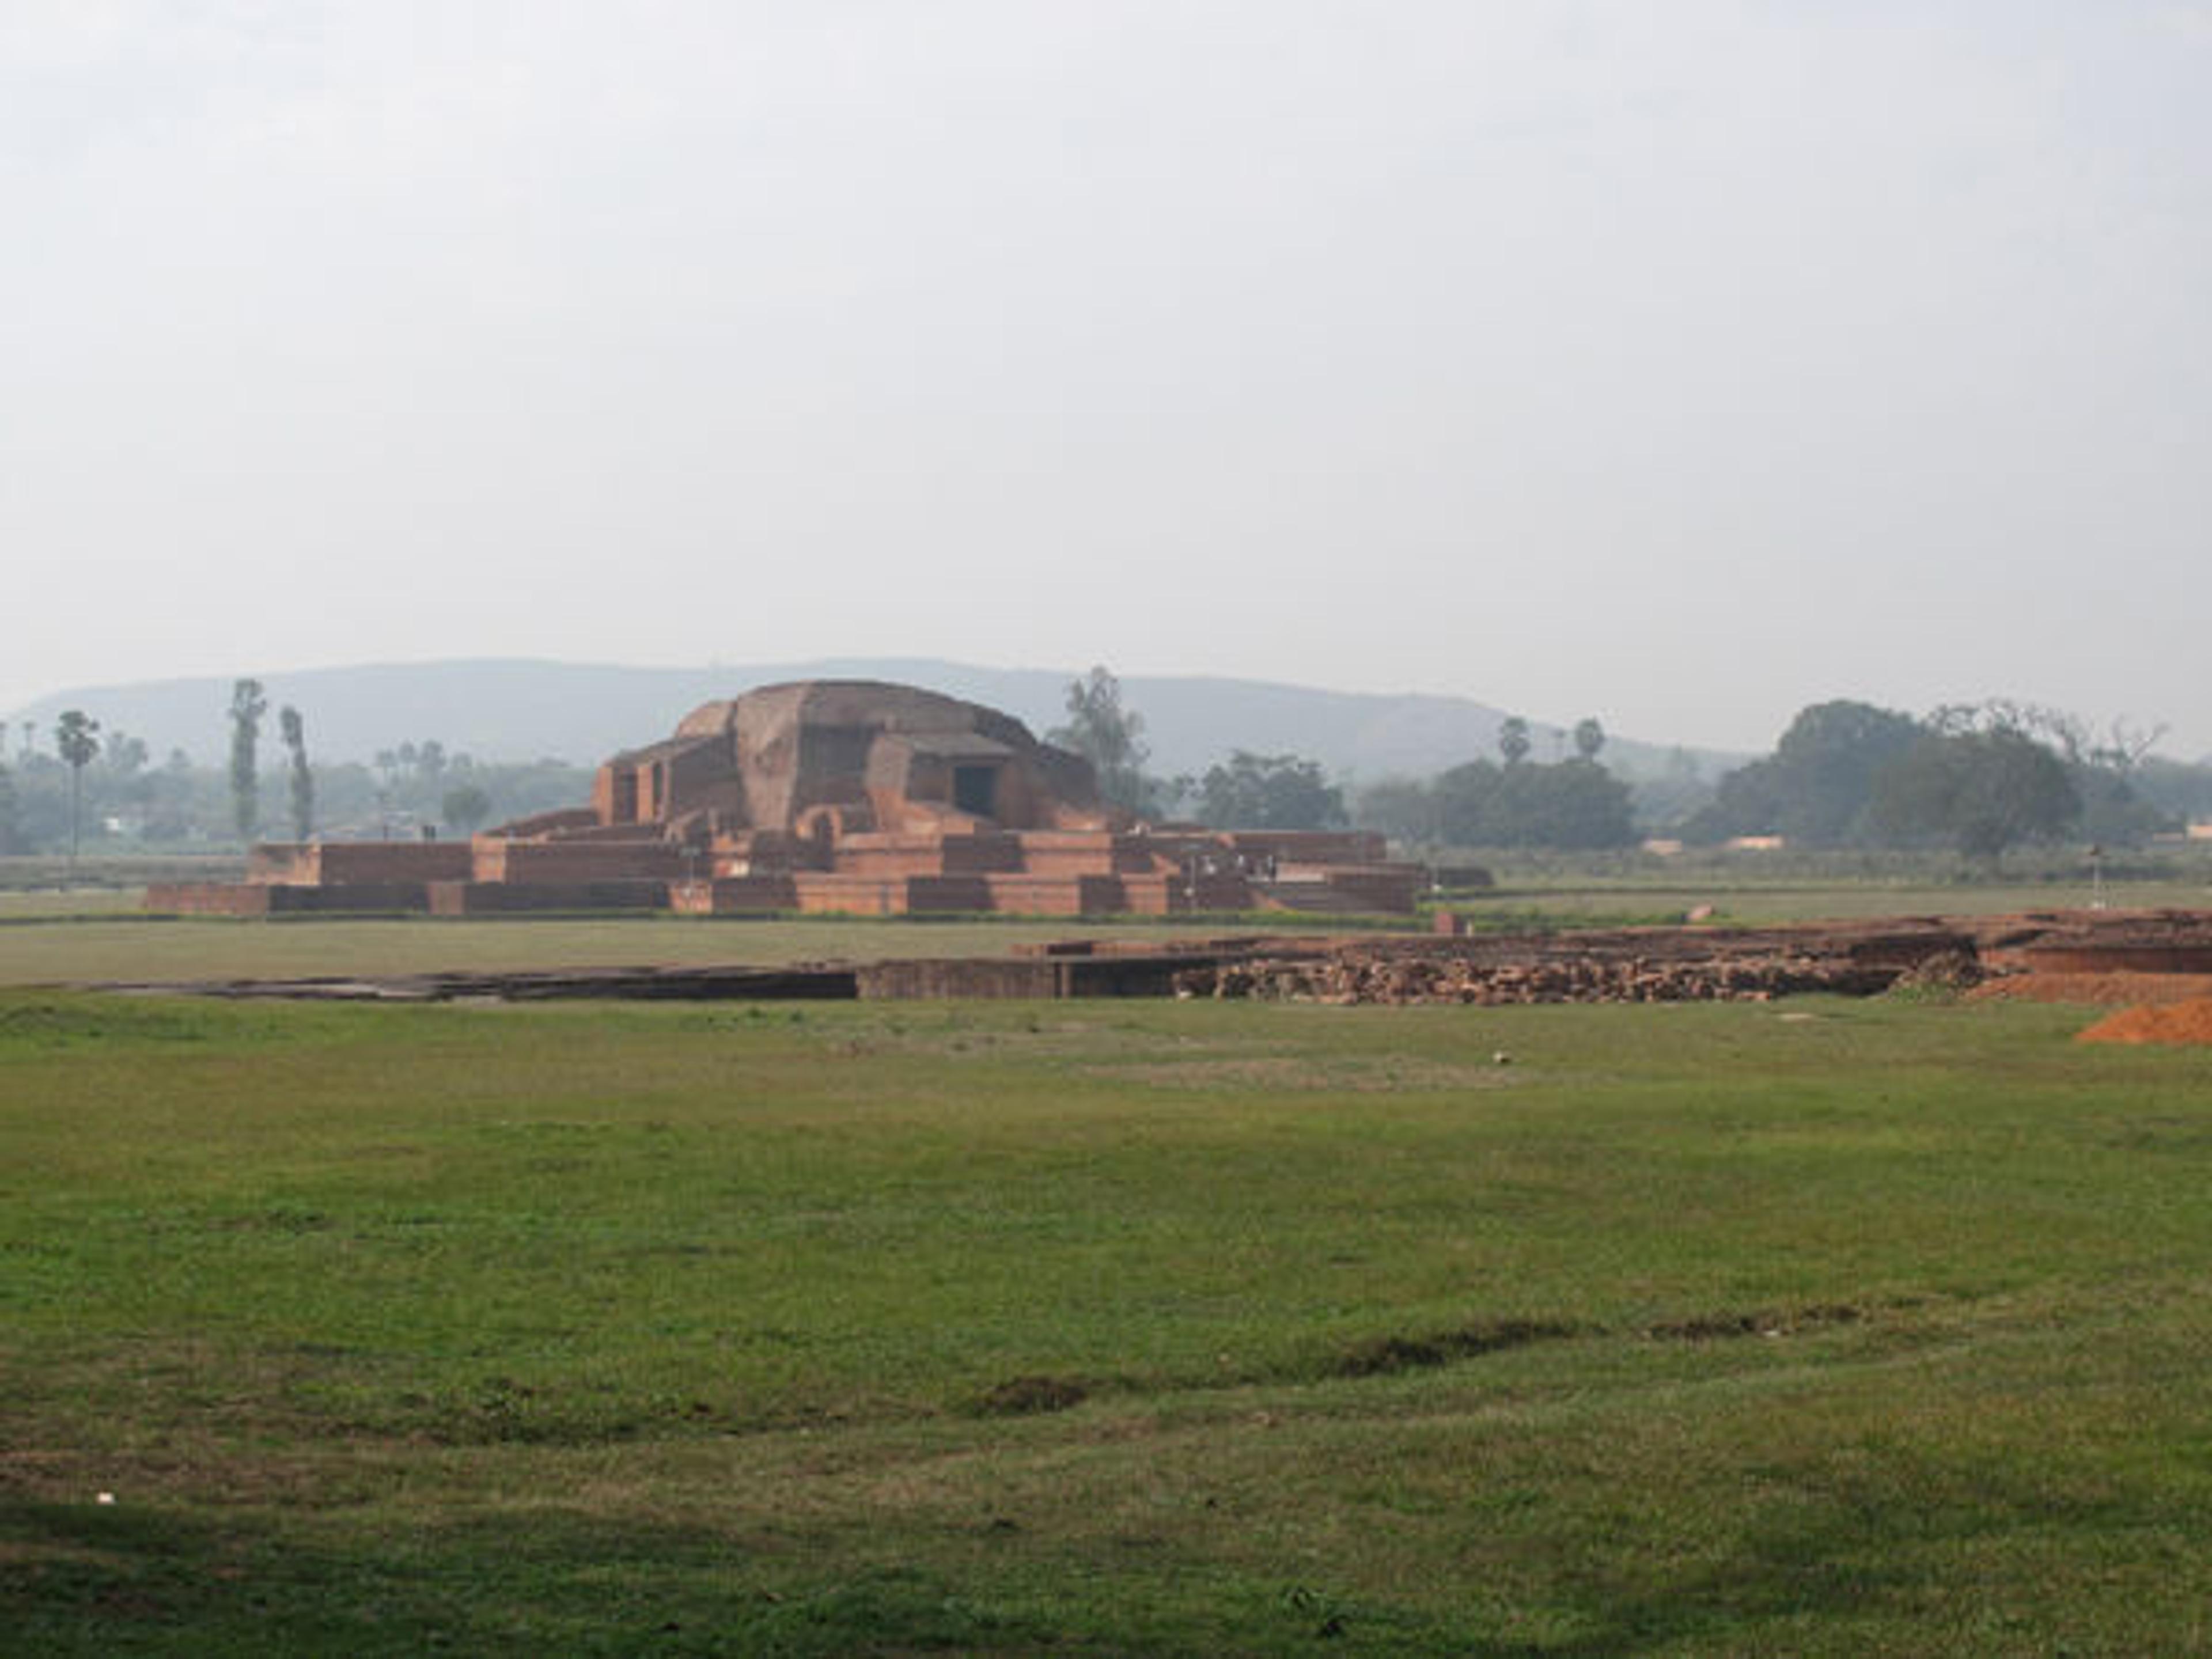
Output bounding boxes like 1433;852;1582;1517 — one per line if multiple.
151;680;1423;919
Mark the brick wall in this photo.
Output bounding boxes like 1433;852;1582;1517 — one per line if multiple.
246;845;314;882
979;874;1125;916
1220;830;1388;865
311;843;474;885
146;882;275;915
473;841;687;884
904;876;994;914
1014;832;1147;876
147;882;442;915
791;874;908;915
832;836;959;878
669;876;800;915
935;833;1025;873
1116;874;1174;916
1319;868;1423;912
427;881;669;915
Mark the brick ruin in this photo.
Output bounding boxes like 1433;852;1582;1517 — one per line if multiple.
89;910;2212;1006
149;680;1423;918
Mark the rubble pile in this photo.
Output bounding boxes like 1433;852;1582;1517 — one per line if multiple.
1175;923;1976;1006
1176;950;1900;1005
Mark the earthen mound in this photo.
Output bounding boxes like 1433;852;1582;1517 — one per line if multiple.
2075;998;2212;1046
1969;971;2212;1007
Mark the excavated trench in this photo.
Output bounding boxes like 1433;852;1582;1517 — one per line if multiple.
82;909;2212;1012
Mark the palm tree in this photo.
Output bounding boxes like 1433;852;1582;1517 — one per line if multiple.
55;710;101;877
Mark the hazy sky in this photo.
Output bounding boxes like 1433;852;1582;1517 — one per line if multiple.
6;2;2209;756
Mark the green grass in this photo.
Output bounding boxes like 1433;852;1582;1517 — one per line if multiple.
1431;843;2212;922
1444;878;2212;924
0;913;1210;987
7;988;2212;1653
0;887;152;919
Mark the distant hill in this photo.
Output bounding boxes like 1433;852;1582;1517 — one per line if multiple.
3;658;1738;785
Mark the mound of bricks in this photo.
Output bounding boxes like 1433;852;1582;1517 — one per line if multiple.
1177;953;1896;1004
1173;923;1972;1005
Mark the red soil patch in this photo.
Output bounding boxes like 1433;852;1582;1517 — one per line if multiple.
1969;971;2212;1008
2075;998;2212;1046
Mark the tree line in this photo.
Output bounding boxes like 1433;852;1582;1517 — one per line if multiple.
1671;698;2179;860
10;670;2206;865
1048;670;2209;861
1048;666;1634;846
0;679;589;858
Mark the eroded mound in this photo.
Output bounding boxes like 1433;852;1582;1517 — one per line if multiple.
1970;971;2212;1007
2075;998;2212;1046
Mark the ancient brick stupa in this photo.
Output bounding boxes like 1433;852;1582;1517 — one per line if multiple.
590;679;1116;846
153;680;1421;917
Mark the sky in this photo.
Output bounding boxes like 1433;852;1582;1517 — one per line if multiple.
6;1;2209;758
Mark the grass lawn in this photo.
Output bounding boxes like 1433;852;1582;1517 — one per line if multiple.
0;914;1195;988
1457;877;2212;923
6;987;2212;1653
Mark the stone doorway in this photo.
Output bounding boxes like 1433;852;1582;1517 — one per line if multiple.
952;764;998;819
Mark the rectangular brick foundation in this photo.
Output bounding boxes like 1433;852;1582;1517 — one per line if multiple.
979;874;1126;916
247;843;471;885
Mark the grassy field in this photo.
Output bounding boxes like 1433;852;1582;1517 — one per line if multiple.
7;986;2212;1653
0;911;1196;988
1459;877;2211;923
